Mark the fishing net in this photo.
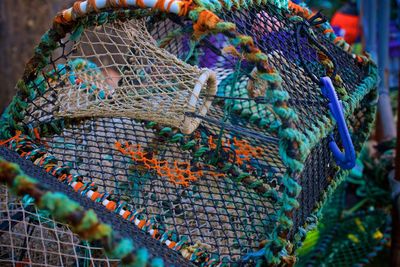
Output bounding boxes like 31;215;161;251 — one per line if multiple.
54;18;217;134
0;0;378;265
297;207;390;266
0;185;118;266
0;152;175;266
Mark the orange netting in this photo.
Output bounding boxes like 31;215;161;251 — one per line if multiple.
207;136;263;165
115;141;214;186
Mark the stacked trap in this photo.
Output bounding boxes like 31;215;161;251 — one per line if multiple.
0;0;378;265
296;153;393;267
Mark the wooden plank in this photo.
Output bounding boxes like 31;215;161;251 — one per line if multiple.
0;0;73;111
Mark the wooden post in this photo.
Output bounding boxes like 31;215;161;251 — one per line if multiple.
0;0;74;112
377;0;396;140
392;61;400;267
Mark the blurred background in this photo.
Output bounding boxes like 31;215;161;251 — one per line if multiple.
0;0;399;266
0;0;75;110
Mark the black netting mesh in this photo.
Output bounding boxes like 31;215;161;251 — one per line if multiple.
217;4;368;133
0;146;193;266
40;109;283;261
293;93;375;236
296;177;391;267
3;2;374;264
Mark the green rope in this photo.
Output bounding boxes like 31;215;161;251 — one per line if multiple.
0;158;164;267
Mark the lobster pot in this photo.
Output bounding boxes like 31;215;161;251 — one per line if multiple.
54;19;217;135
0;0;378;265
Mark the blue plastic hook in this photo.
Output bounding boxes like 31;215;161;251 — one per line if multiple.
320;77;356;170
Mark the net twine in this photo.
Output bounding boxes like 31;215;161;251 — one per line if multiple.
55;19;217;135
0;158;164;267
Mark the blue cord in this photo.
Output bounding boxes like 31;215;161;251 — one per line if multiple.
242;248;266;262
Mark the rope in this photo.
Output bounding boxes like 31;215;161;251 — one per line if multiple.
205;94;325;106
0;158;164;267
0;131;22;146
295;11;338;84
185;112;279;144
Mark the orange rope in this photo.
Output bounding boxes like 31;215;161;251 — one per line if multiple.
136;0;146;8
323;29;334;34
88;0;100;12
106;0;119;8
33;128;41;141
154;0;168;12
207;136;263;165
31;127;49;148
167;0;175;13
288;1;313;19
0;131;22;146
232;137;263;165
355;55;364;63
208;136;217;149
193;10;221;39
54;12;72;25
72;0;85;16
222;45;242;58
177;0;193;16
115;142;207;187
334;36;344;44
119;0;129;8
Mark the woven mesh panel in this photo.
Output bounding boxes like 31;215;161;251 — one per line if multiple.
216;4;368;133
149;4;372;240
0;146;192;266
27;110;283;261
20;13;284;262
293;95;374;234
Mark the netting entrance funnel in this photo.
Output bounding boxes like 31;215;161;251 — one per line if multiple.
0;0;378;265
54;18;217;135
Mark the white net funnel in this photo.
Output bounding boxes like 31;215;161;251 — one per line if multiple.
55;19;217;134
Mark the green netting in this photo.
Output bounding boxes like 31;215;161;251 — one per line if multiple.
296;141;394;267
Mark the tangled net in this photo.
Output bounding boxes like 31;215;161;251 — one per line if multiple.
0;0;378;265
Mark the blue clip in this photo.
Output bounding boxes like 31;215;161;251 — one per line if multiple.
242;248;265;262
320;77;355;170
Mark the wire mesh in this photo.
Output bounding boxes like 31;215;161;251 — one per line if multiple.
217;4;368;133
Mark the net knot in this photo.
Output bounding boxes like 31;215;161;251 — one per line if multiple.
305;10;327;27
193;10;221;39
0;131;22;147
